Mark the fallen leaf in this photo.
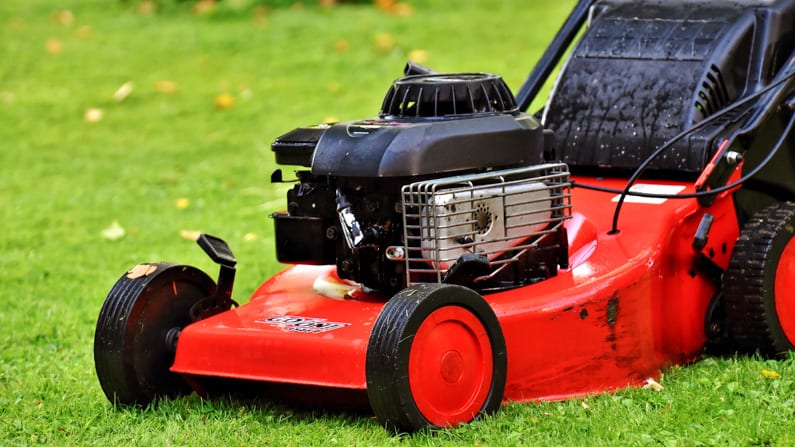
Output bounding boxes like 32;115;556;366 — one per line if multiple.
244;232;257;242
1;91;15;104
389;2;413;17
319;0;337;7
252;6;268;26
175;197;190;209
214;93;236;110
154;80;179;94
138;1;156;16
407;49;429;64
581;401;590;410
323;116;339;124
180;229;202;241
113;81;134;102
53;10;74;26
126;264;157;279
643;377;664;392
334;39;349;53
84;107;104;123
75;25;93;39
375;0;395;11
101;220;125;240
45;39;63;55
193;0;216;15
374;32;396;54
761;368;781;379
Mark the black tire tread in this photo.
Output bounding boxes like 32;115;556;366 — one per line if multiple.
724;202;795;356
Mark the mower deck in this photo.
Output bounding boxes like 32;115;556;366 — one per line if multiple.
171;177;739;402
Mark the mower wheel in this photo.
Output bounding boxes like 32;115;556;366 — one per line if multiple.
724;202;795;357
94;262;216;406
366;283;507;432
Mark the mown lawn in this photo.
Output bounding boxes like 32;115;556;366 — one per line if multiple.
2;1;795;446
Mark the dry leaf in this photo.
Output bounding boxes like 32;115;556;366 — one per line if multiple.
175;197;190;209
193;0;216;15
154;80;179;94
75;25;93;39
581;401;590;410
45;39;63;55
1;91;15;104
113;81;134;102
101;220;125;240
319;0;337;7
374;32;396;54
643;377;664;392
334;39;349;53
126;264;157;279
180;229;202;241
407;49;429;64
253;6;268;26
138;1;156;16
53;10;74;26
244;232;257;242
323;116;339;124
84;107;104;123
389;2;413;17
214;93;236;110
375;0;395;11
761;368;781;379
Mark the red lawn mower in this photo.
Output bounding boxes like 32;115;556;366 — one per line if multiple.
94;0;795;432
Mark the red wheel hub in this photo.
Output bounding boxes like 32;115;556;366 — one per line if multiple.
775;237;795;344
408;306;493;427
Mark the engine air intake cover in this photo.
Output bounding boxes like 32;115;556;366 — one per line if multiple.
380;73;518;118
401;163;572;287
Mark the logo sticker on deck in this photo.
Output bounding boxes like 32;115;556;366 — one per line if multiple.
258;316;351;334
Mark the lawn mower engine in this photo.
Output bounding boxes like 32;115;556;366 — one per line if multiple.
271;73;571;294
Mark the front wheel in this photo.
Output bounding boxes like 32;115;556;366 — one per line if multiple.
366;284;507;432
94;263;216;406
724;202;795;357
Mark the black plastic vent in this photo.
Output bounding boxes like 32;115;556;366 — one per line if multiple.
694;64;731;120
380;73;518;119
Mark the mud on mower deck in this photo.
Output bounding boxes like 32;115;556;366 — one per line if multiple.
95;0;795;433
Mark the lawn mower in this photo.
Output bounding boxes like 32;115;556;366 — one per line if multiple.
94;0;795;432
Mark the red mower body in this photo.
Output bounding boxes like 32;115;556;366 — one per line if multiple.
171;178;740;401
94;0;795;433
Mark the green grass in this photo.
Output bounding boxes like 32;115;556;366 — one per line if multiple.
2;1;795;446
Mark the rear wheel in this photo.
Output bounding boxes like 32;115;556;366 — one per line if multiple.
94;263;216;406
725;202;795;357
366;284;507;432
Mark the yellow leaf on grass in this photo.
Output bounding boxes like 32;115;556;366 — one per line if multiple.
138;1;156;16
374;32;396;54
389;2;413;17
53;10;74;26
84;107;104;123
180;230;202;241
334;39;349;53
643;377;664;392
193;0;216;15
215;93;236;110
244;232;257;242
45;39;63;55
101;220;126;241
175;197;190;209
75;25;93;39
761;368;781;379
113;81;134;102
154;80;179;94
407;49;429;64
323;116;339;124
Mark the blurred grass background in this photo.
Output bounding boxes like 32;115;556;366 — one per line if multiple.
2;1;795;446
